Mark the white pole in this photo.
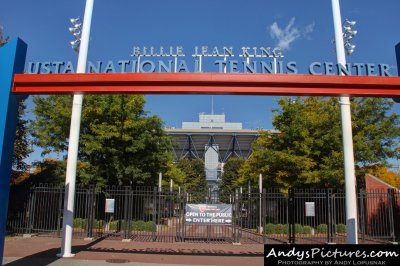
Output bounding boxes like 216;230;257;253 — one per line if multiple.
259;174;263;233
58;0;94;258
174;56;177;73
331;0;358;244
223;56;227;73
137;55;141;72
170;179;173;192
159;172;162;192
199;55;202;72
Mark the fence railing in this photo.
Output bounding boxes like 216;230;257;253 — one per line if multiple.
6;184;400;244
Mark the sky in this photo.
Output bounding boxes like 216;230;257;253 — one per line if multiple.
1;0;400;163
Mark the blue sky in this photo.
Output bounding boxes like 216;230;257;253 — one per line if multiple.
1;0;400;162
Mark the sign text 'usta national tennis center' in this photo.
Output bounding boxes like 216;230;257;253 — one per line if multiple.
27;45;392;77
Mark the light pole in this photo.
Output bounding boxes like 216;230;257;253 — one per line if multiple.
58;0;94;258
331;0;358;244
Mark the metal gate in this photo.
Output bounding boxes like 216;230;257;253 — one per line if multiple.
7;184;399;244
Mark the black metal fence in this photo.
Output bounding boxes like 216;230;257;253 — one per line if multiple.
6;184;400;244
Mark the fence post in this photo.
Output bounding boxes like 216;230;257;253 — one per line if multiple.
288;188;295;244
262;188;266;244
182;188;187;241
387;189;395;243
90;186;96;238
176;187;181;241
85;186;95;240
128;186;133;240
122;186;129;241
327;188;334;243
152;187;157;241
247;181;251;230
57;185;64;237
359;189;366;241
233;188;240;244
26;186;36;235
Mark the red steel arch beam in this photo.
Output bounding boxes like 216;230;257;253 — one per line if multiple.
12;72;400;97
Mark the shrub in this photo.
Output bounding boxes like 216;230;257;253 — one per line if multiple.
73;218;85;229
316;224;328;233
294;224;303;234
132;220;147;231
265;223;275;234
93;219;103;228
145;221;155;232
108;220;120;230
303;225;313;234
275;224;288;234
336;224;346;234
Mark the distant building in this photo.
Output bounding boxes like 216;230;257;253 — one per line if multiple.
165;113;275;191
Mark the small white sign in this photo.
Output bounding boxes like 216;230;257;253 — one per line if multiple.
105;199;115;213
305;202;315;217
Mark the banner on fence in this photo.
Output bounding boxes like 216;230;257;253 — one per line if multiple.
185;204;232;224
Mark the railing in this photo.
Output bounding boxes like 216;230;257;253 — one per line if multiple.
6;184;400;244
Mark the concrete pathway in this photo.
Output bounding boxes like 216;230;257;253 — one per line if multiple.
3;236;263;266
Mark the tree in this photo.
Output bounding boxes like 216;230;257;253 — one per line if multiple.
220;157;245;194
13;99;32;173
176;158;208;201
238;97;400;190
0;25;9;47
27;159;67;185
352;98;400;165
30;94;173;187
163;162;186;190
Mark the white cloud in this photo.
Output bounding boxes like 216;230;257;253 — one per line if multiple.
269;17;315;50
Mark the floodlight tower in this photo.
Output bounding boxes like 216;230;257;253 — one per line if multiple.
331;0;358;244
58;0;94;258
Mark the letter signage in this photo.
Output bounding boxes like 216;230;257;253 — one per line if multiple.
185;204;232;225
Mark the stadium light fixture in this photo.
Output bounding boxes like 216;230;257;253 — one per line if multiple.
69;17;82;52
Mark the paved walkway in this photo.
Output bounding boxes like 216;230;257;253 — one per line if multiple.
3;236;264;266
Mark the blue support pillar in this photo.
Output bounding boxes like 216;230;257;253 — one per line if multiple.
0;38;27;264
394;43;400;103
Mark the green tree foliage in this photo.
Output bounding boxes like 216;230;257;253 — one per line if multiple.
163;162;186;190
238;97;400;190
220;157;245;194
13;99;32;173
352;98;400;165
28;159;67;185
30;95;173;187
176;158;208;200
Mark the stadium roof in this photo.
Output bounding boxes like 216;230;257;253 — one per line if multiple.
165;128;278;162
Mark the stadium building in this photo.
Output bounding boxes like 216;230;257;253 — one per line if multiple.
165;113;275;191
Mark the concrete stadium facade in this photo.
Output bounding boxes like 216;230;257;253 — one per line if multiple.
165;113;277;190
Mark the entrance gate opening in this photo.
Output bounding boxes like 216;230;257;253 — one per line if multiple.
2;38;400;261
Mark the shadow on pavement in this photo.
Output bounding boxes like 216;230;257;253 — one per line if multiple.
4;237;106;266
85;246;263;257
